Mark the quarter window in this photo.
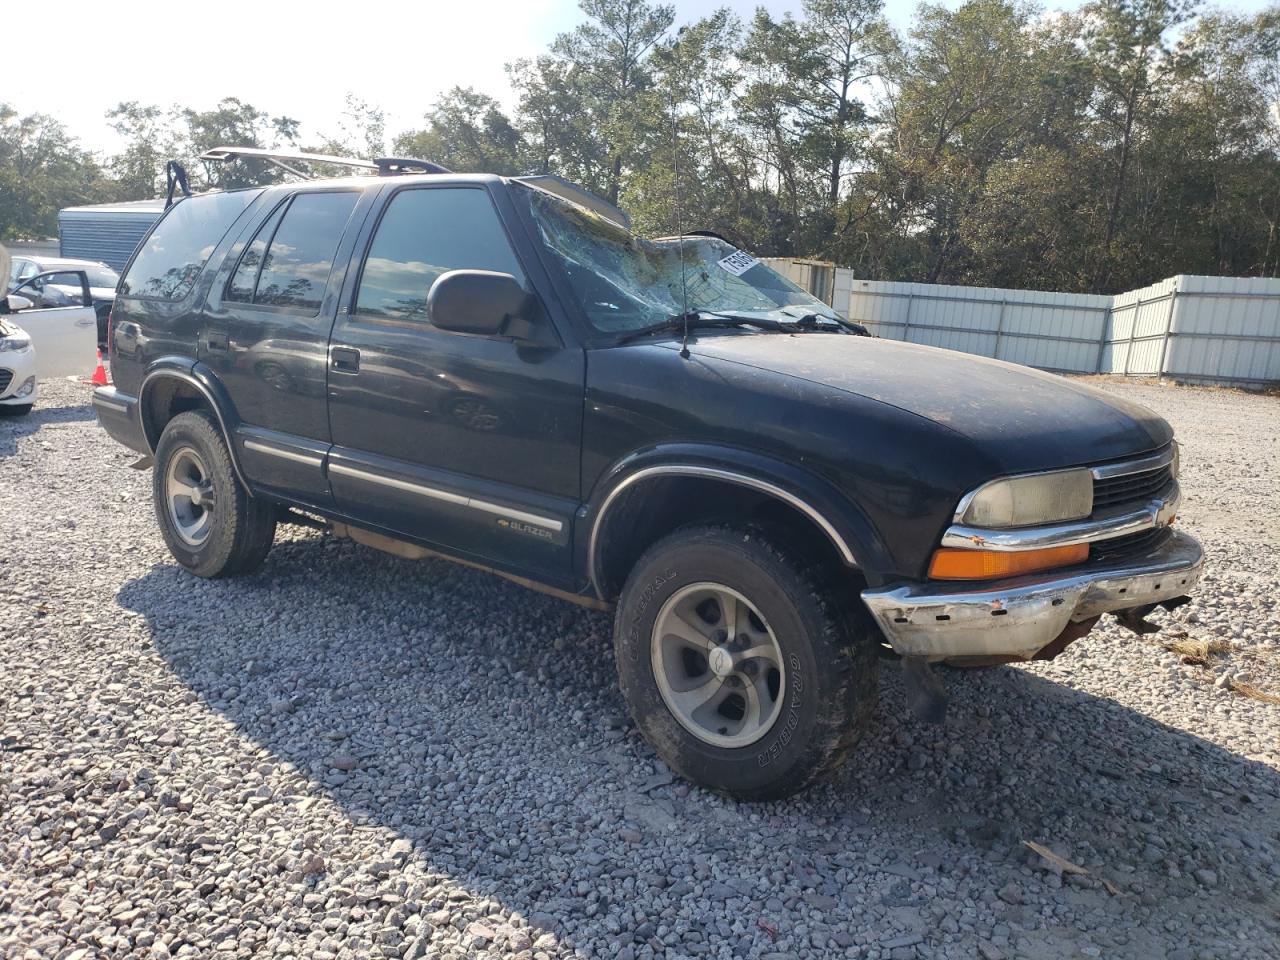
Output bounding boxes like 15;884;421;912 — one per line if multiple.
355;188;524;323
121;190;258;301
227;192;358;312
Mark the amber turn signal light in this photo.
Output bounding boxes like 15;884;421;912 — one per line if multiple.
928;543;1089;580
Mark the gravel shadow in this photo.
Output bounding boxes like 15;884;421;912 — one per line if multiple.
0;399;95;459
117;533;1280;959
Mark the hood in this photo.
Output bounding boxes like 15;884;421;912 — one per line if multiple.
682;333;1172;473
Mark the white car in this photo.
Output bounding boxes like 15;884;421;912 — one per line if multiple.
0;314;38;415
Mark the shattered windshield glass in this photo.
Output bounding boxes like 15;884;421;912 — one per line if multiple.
520;185;842;335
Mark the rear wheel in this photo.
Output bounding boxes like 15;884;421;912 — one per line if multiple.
614;524;878;800
153;411;276;578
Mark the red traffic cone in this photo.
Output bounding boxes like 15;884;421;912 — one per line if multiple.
90;349;109;387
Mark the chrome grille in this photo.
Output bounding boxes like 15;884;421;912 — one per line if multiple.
1092;464;1173;509
0;369;13;394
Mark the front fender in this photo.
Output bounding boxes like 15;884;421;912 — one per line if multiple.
582;442;896;591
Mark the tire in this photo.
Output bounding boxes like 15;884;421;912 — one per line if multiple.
152;411;276;578
614;524;878;800
0;403;33;416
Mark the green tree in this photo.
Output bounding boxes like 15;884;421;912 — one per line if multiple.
1082;0;1200;290
394;88;522;175
313;94;388;159
0;105;106;239
529;0;676;203
179;98;301;190
105;101;180;200
870;0;1088;283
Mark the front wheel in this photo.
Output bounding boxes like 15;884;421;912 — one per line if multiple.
152;411;276;578
614;525;879;800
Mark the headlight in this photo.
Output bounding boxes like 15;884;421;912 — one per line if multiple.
958;468;1093;528
0;332;32;353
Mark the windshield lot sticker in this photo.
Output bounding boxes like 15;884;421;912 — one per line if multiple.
717;250;760;276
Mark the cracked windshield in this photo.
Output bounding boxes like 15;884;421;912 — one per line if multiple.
523;186;841;334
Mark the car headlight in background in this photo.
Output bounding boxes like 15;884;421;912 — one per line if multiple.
0;331;32;353
957;468;1093;528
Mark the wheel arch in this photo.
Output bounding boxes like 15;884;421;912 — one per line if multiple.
586;446;892;600
138;359;248;488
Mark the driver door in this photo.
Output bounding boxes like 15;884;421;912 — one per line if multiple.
8;270;98;377
326;184;585;583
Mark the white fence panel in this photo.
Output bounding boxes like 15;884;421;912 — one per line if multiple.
761;259;1280;386
833;278;1110;374
1164;276;1280;384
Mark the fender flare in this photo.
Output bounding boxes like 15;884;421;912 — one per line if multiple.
138;359;249;488
584;444;894;597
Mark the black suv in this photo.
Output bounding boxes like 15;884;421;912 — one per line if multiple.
93;153;1202;799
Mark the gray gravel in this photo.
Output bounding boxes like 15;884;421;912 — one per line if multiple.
2;375;1278;960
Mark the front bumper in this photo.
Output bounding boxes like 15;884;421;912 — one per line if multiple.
861;529;1203;660
0;346;39;406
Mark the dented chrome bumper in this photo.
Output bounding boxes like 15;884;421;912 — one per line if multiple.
861;530;1204;660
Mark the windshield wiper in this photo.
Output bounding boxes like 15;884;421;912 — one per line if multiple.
776;309;871;336
613;311;787;345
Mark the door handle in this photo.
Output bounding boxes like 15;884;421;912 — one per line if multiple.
76;316;95;327
330;346;361;374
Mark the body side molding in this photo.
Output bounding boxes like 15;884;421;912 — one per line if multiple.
329;461;565;532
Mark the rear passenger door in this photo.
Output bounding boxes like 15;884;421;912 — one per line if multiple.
201;189;368;504
325;184;585;583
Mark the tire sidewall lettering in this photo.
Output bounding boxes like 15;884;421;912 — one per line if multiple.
626;568;677;664
756;652;805;768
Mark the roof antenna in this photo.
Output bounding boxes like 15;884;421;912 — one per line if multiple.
669;27;692;360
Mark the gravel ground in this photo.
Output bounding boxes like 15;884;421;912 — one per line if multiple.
1;376;1278;960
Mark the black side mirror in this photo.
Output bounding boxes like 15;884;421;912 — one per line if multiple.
427;270;533;339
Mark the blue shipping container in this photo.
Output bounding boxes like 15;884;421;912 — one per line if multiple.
58;199;165;272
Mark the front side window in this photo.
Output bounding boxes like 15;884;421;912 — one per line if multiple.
13;271;87;309
520;185;841;334
355;188;524;323
120;190;259;301
226;192;358;312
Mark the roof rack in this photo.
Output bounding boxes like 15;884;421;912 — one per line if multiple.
198;146;451;180
374;157;452;175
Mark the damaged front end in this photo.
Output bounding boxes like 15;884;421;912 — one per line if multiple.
862;443;1202;721
863;528;1202;663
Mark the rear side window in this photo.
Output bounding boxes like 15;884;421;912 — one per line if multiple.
226;192;358;312
227;204;286;302
355;188;524;323
120;191;258;301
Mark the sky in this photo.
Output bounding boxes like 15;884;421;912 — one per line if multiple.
4;0;1275;155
